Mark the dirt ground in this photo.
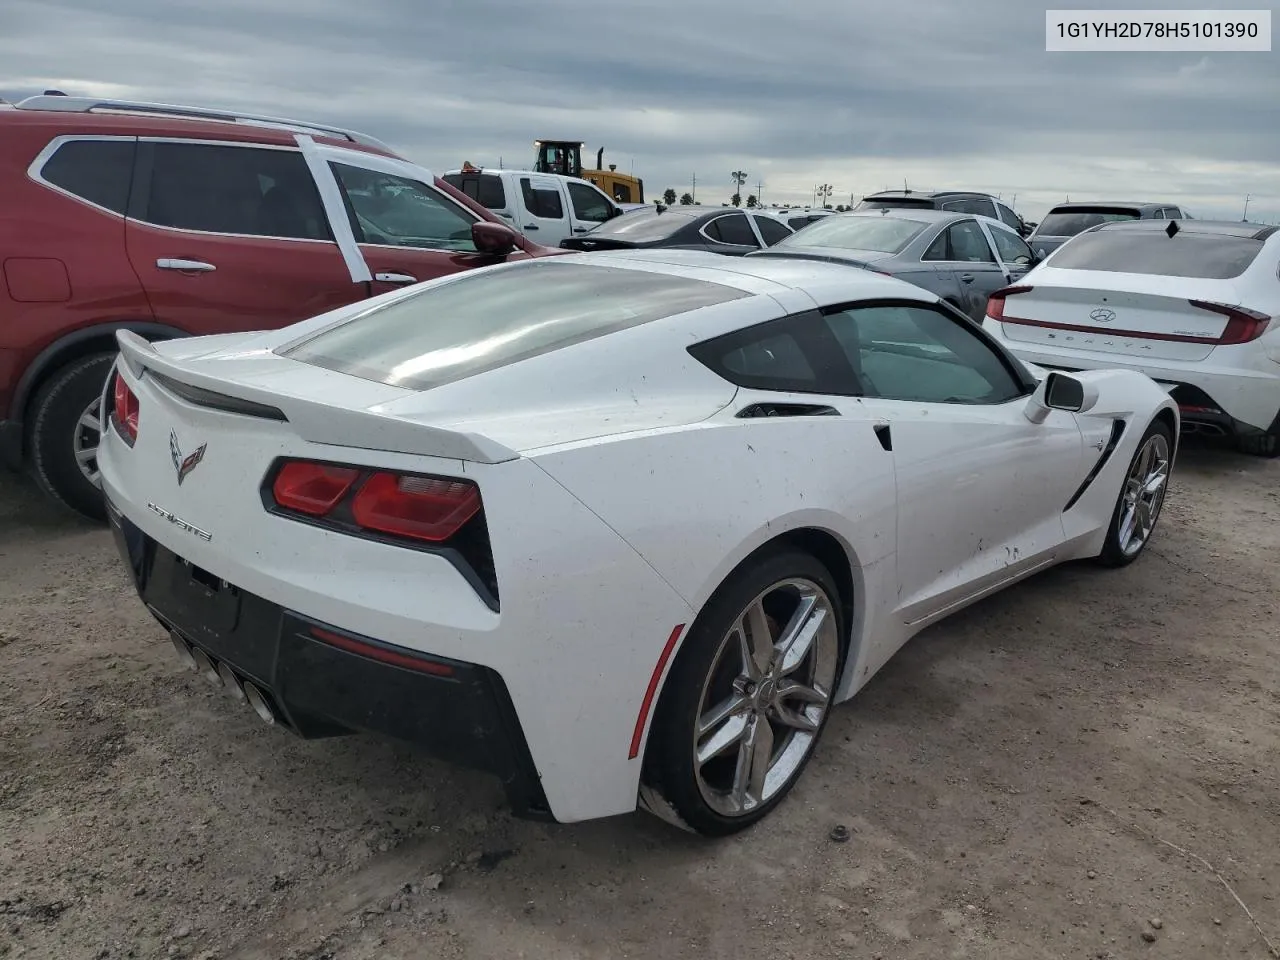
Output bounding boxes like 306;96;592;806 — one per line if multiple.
1;437;1277;960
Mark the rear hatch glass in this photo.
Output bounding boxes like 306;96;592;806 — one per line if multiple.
279;259;748;390
856;197;935;210
576;208;697;243
774;215;927;254
1034;207;1140;237
1047;229;1263;279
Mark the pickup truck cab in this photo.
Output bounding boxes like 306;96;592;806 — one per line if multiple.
442;168;625;247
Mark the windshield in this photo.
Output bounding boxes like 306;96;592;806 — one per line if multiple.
584;208;697;241
776;215;928;253
1035;208;1141;237
1047;230;1263;279
279;260;748;390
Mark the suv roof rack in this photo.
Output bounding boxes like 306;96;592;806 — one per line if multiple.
13;95;395;153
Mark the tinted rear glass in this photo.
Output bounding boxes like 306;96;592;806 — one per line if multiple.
1036;208;1140;237
42;139;135;214
775;215;927;253
442;173;506;209
585;208;696;241
280;260;749;390
856;198;934;210
1048;230;1263;279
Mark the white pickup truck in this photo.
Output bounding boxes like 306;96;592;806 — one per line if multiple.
442;168;626;247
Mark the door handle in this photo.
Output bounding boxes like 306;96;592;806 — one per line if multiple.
524;224;540;230
959;273;975;283
573;227;589;234
374;272;418;284
156;258;215;272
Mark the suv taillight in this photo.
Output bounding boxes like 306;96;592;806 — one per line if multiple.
1188;300;1272;345
986;285;1033;321
111;373;140;445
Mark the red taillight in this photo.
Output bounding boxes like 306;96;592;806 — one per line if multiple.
351;472;481;543
986;285;1033;321
112;373;140;444
271;462;359;515
1188;300;1272;345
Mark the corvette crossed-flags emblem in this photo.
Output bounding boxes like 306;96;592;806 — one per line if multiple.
169;430;207;486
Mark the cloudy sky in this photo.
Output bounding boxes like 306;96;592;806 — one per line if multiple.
3;0;1277;221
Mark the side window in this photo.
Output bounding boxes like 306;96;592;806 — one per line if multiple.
947;220;997;263
941;198;995;218
444;174;506;210
40;139;135;214
705;213;759;247
331;162;476;252
145;143;330;240
996;202;1022;230
988;226;1035;265
787;216;811;231
520;178;565;220
823;303;1023;404
612;183;633;203
753;216;793;246
566;181;613;222
922;229;950;261
688;317;822;393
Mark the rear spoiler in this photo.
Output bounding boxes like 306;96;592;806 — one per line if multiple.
114;331;520;464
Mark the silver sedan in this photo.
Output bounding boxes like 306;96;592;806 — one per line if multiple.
750;208;1042;322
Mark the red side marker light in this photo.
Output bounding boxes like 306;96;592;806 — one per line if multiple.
309;626;455;677
628;624;686;760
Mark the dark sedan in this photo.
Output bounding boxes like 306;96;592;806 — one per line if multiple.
560;205;793;255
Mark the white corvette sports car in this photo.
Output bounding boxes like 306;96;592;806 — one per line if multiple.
99;251;1178;835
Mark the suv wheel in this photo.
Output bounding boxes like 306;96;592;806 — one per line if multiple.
28;354;115;521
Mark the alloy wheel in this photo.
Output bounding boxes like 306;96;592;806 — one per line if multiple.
1117;432;1170;556
72;397;103;488
692;577;839;817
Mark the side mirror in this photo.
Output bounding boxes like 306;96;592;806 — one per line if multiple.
472;221;518;256
1024;371;1098;423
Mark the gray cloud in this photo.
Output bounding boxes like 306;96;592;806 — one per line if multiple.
2;0;1277;219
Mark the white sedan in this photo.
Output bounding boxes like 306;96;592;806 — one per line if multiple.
984;218;1280;457
98;251;1178;835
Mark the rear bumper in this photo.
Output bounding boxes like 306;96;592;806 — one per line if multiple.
106;495;552;820
983;326;1280;434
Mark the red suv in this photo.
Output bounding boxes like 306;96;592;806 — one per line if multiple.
0;95;561;519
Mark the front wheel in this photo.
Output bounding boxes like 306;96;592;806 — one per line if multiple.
28;354;115;521
643;549;846;836
1096;419;1174;567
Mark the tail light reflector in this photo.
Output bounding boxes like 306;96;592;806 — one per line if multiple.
112;373;140;445
1188;300;1272;345
272;462;359;515
352;473;481;543
986;285;1033;321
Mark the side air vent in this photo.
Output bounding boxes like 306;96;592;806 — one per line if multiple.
736;402;840;419
1064;418;1126;511
149;371;288;421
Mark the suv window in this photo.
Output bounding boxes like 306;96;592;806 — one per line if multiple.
752;215;792;245
566;181;612;222
995;202;1022;230
520;178;565;220
987;225;1035;265
941;197;996;218
704;213;759;247
144;143;330;240
331;162;477;252
823;303;1023;404
41;139;135;215
442;173;506;210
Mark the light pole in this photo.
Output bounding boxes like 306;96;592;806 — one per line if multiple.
815;183;833;208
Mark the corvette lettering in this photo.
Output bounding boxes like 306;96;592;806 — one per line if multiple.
146;502;213;542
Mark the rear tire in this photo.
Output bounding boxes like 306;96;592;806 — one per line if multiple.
28;354;115;522
1237;429;1279;458
1096;419;1174;567
642;548;846;836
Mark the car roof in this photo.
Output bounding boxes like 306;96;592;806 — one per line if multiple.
841;207;1006;227
1093;219;1276;240
1046;201;1173;212
3;95;399;158
862;190;996;202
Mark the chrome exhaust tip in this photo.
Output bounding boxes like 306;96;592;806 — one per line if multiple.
243;682;276;726
190;648;222;686
169;631;198;671
217;661;245;701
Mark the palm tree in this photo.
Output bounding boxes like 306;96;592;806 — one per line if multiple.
730;170;748;207
663;188;677;205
